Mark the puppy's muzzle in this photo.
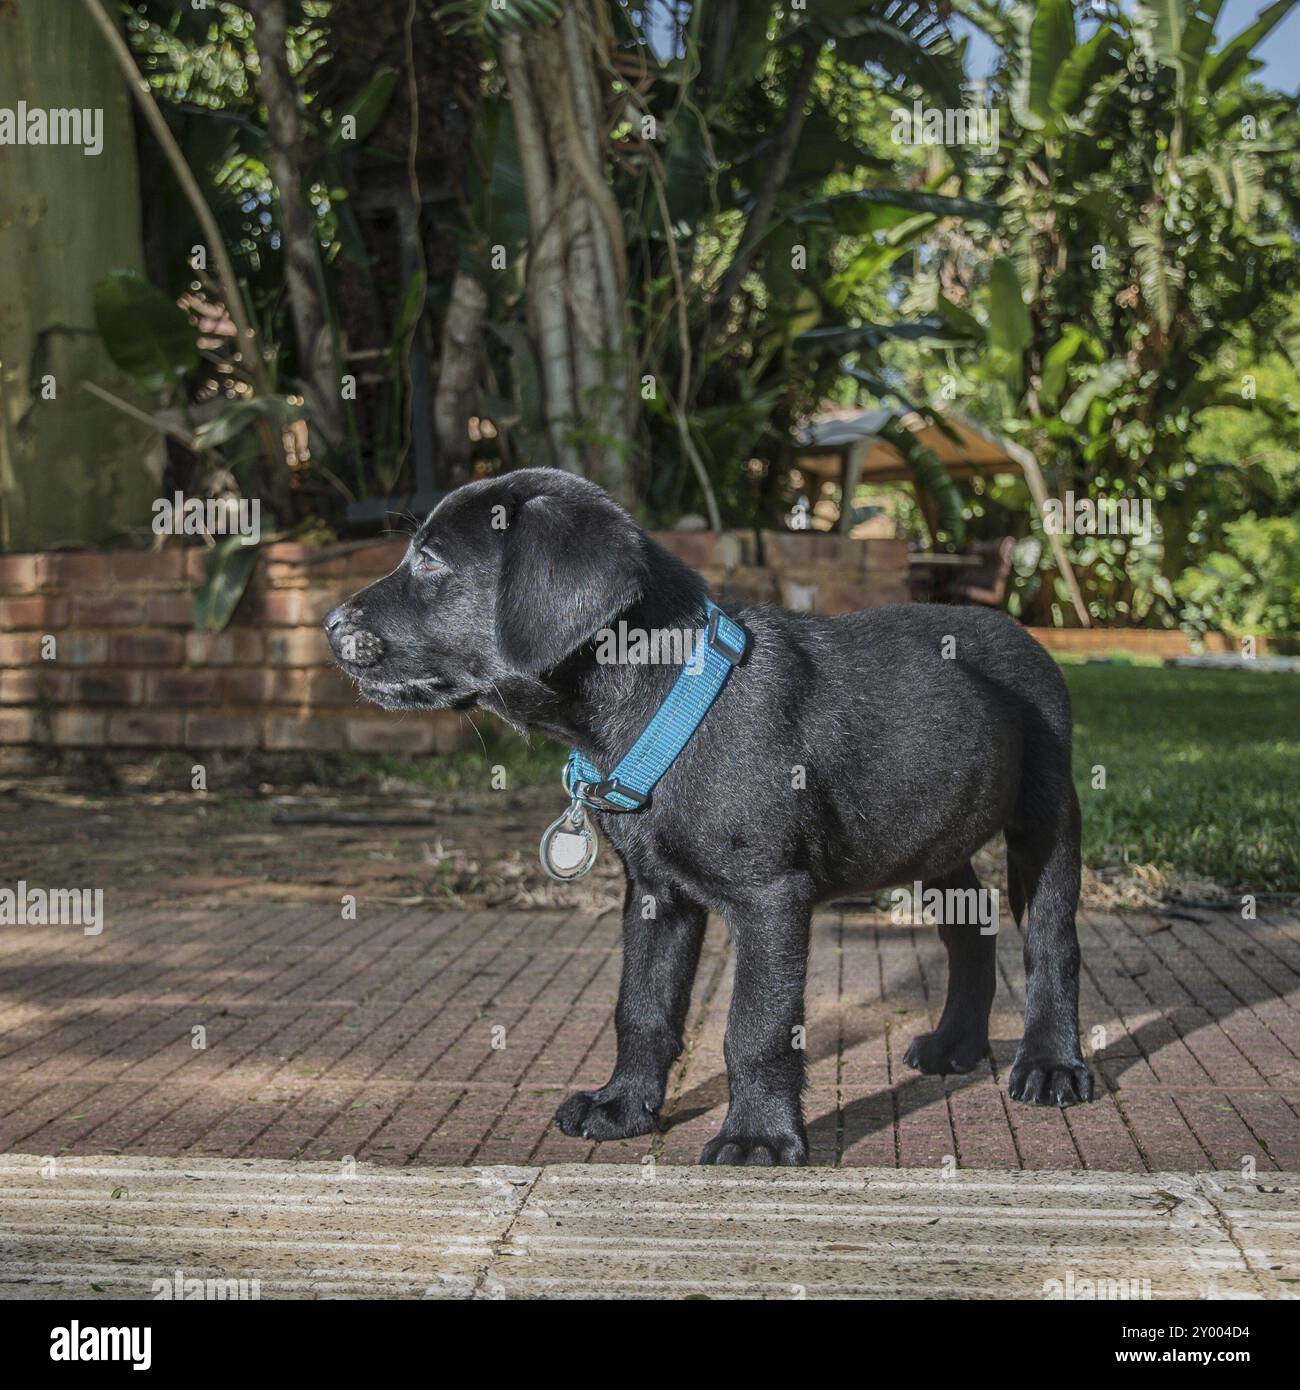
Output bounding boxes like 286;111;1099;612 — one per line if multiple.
324;605;384;668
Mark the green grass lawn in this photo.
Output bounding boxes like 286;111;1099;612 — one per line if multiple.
1063;663;1299;891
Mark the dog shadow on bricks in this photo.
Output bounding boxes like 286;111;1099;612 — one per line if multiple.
663;1011;1252;1154
661;910;1290;1156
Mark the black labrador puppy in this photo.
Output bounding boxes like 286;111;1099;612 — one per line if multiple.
326;468;1093;1166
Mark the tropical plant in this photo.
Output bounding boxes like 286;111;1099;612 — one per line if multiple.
27;0;1300;646
933;0;1300;625
429;0;1003;531
90;0;469;520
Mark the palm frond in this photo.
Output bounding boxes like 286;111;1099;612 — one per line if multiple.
442;0;563;42
1130;220;1186;333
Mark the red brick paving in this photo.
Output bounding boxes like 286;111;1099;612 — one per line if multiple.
0;900;1296;1170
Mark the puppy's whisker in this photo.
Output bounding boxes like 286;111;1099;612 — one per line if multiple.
463;711;489;761
488;678;512;720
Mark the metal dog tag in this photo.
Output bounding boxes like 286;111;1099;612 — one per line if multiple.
540;800;597;881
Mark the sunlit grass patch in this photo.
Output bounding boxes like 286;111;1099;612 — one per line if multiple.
1064;663;1299;891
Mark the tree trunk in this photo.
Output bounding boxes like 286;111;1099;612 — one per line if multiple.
500;6;633;505
0;0;157;549
247;0;345;453
433;267;488;482
702;44;818;362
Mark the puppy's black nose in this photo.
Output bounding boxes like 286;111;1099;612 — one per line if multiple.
324;604;349;634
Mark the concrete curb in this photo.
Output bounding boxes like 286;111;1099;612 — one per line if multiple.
1;1156;1296;1300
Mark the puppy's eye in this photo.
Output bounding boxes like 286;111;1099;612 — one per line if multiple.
413;547;446;575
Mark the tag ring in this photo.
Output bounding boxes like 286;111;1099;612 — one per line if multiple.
540;801;598;881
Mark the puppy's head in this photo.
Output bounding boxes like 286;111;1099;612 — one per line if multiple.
325;469;649;710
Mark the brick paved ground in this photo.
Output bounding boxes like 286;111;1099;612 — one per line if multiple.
0;901;1296;1170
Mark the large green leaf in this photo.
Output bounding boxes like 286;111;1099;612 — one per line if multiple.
1060;360;1133;426
984;256;1032;390
443;0;563;41
707;1;775;108
193;535;261;633
93;270;199;394
824;232;926;308
1047;24;1122;116
689;390;782;471
787;10;966;109
323;68;399;151
1130;220;1185;332
1202;0;1297;93
879;418;966;546
662;107;715;231
480;102;530;261
393;270;428;343
1138;1;1235;94
1039;326;1102;408
1182;0;1227;75
1011;0;1076;130
192;396;305;452
799;187;999;236
794;316;980;357
1138;0;1192;72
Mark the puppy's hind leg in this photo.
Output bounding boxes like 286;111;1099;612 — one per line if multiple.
903;863;996;1076
1005;784;1094;1107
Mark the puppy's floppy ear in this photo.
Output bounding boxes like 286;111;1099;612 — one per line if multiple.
496;492;647;673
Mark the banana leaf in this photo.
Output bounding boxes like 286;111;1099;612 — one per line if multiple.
93;270;199;394
794;316;981;357
879;418;966;547
323;69;399;151
1012;0;1076;130
193;535;261;633
798;188;999;235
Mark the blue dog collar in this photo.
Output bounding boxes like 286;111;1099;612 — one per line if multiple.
564;601;747;812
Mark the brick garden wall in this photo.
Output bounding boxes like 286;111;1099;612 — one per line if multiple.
660;530;910;613
1027;627;1253;657
0;530;910;764
0;540;465;767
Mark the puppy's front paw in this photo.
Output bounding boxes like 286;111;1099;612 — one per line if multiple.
904;1028;987;1076
1007;1050;1095;1106
700;1129;808;1167
554;1088;658;1141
